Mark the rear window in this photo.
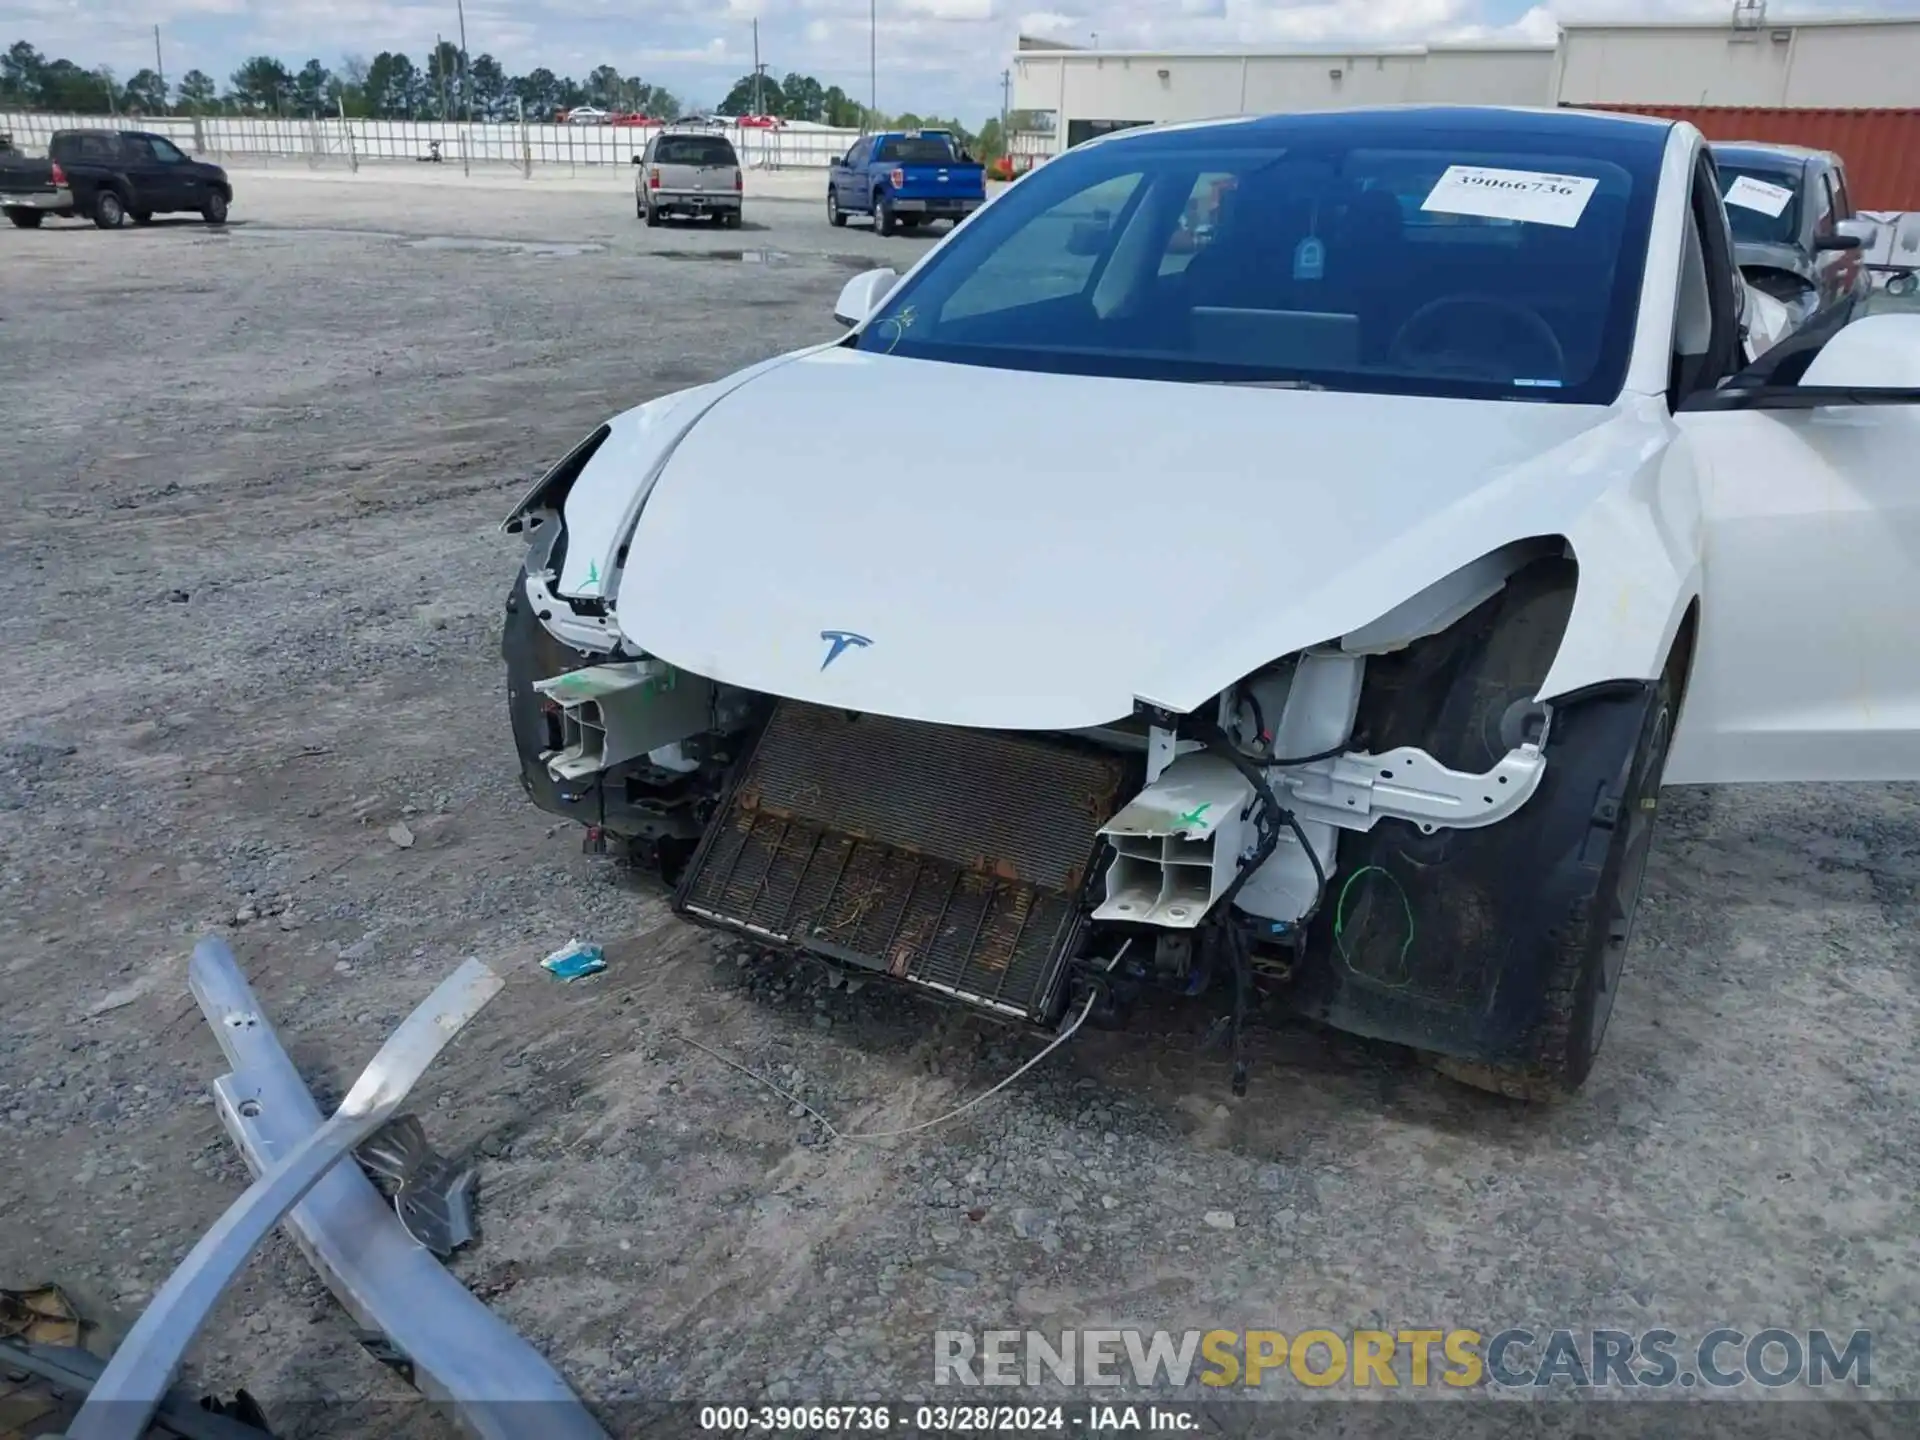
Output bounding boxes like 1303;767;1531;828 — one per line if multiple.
51;132;121;163
876;137;957;165
654;136;737;167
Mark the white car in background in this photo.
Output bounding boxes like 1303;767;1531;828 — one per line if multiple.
500;105;1920;1102
563;106;608;126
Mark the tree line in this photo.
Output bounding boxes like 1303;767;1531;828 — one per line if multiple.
712;71;1000;155
0;39;684;122
2;39;1003;147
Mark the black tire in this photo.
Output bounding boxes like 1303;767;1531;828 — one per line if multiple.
1434;647;1682;1100
133;209;154;226
635;192;645;218
827;189;845;227
92;190;127;229
7;210;43;228
203;191;228;225
644;201;661;228
874;192;895;236
722;210;742;230
1890;272;1917;298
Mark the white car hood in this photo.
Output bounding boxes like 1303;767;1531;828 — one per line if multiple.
613;349;1666;730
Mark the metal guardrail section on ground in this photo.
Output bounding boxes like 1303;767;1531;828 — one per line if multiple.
0;109;861;172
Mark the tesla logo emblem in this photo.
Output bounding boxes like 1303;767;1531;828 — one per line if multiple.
819;630;872;670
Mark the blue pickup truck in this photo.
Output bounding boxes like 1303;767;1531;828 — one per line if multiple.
826;131;986;235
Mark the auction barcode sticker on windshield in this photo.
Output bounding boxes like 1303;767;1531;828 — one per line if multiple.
1421;165;1599;229
1723;174;1794;217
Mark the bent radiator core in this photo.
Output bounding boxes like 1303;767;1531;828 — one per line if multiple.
675;701;1131;1021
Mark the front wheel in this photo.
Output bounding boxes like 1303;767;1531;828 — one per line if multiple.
1435;654;1680;1100
202;191;228;225
93;190;127;229
7;210;43;228
827;189;845;227
873;193;895;236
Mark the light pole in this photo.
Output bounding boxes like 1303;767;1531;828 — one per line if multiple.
868;0;876;132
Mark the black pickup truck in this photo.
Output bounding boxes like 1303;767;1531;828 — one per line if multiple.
1;128;232;229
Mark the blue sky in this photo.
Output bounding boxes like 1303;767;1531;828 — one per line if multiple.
3;1;1914;124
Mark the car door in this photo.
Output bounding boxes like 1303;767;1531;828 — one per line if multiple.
116;134;172;211
146;135;198;210
1666;154;1920;784
836;141;868;208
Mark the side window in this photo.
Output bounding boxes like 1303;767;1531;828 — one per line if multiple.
1159;172;1235;275
149;137;187;164
939;172;1144;322
1811;170;1835;236
845;140;868;167
1829;166;1854;220
875;140;899;164
120;135;155;163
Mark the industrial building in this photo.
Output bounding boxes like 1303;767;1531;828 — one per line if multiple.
1006;9;1920;206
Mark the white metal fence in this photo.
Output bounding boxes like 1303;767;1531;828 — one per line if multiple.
0;110;864;172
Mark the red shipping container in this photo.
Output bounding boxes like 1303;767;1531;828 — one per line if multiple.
1576;105;1920;212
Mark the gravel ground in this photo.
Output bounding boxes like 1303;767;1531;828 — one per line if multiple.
1;175;1917;1437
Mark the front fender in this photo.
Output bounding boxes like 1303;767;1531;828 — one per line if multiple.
1539;410;1702;702
1148;394;1703;712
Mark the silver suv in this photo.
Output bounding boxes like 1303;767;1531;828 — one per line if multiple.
636;130;742;228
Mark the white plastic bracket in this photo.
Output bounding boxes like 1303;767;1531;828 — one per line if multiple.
1273;740;1548;834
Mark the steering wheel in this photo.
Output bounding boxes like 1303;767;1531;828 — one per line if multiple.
1387;295;1567;382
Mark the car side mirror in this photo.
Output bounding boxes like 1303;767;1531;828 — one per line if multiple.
1680;313;1920;410
631;154;643;165
833;267;899;328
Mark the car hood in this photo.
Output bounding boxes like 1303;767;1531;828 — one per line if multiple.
613;349;1663;730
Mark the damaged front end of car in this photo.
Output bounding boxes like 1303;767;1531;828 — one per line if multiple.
500;429;1641;1097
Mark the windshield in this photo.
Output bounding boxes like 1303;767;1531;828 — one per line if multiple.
1717;164;1801;247
877;137;957;164
654;136;736;166
853;119;1659;404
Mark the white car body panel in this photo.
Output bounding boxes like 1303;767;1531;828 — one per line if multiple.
1666;313;1920;783
609;348;1698;732
511;117;1920;787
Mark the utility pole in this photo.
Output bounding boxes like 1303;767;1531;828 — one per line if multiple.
154;26;167;111
436;32;450;119
456;0;472;121
999;67;1010;146
751;17;761;116
868;0;876;133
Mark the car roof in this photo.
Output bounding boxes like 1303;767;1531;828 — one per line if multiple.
1085;104;1677;158
1710;140;1830;167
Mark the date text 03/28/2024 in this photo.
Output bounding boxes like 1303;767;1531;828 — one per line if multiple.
697;1404;1190;1432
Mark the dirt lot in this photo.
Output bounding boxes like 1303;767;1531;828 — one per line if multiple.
2;175;1917;1434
